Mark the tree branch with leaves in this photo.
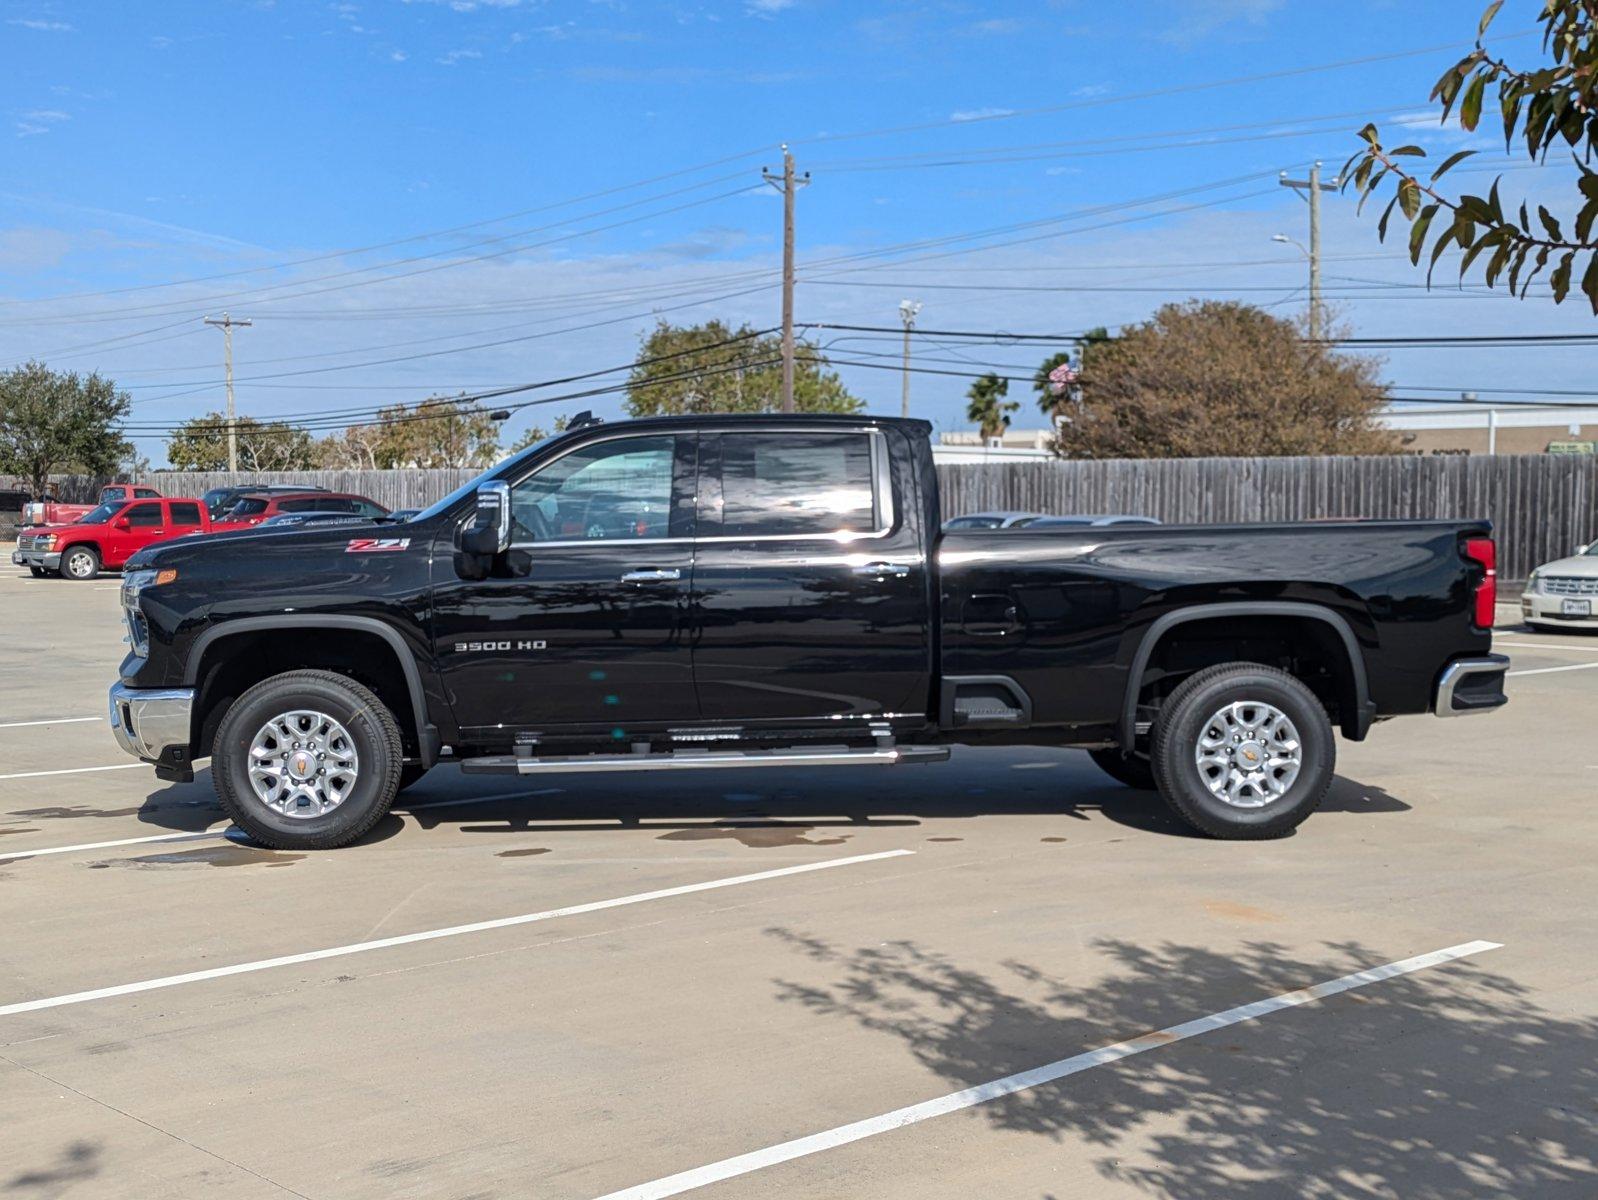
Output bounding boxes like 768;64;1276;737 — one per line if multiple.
1342;0;1598;311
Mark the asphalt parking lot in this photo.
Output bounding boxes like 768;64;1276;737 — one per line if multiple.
3;568;1596;1200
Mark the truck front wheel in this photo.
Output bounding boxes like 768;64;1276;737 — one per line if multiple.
61;545;99;580
1150;663;1334;840
212;670;403;850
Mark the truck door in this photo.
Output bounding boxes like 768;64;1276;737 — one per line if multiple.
109;500;166;566
690;427;932;730
431;431;701;740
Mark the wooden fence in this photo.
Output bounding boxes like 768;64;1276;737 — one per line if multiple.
10;453;1596;580
938;453;1598;582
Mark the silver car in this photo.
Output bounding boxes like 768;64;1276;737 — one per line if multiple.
943;511;1043;531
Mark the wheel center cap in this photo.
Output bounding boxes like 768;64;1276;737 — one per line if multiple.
287;750;316;780
1235;740;1267;770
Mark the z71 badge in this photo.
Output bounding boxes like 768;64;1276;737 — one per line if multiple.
346;537;410;553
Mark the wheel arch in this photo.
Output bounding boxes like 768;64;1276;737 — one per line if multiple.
187;616;437;766
1119;601;1373;749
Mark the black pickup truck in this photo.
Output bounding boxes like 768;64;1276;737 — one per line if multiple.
109;413;1508;849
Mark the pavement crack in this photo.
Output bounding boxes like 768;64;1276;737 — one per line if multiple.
0;1051;316;1199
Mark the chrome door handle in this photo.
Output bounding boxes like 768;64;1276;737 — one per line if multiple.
621;568;681;583
852;561;910;579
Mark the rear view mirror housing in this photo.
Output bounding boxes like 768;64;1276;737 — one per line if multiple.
456;481;511;578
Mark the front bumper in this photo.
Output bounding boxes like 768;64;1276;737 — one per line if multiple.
108;681;195;762
1522;591;1598;630
13;549;61;569
1433;654;1510;717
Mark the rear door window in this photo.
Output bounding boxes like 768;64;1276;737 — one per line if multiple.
169;502;203;527
715;432;880;538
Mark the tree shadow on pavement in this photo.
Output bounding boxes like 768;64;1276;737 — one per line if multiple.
765;931;1598;1199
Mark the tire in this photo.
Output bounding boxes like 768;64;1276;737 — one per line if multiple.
1088;747;1157;790
1150;662;1334;840
213;669;403;850
28;566;46;578
61;545;99;580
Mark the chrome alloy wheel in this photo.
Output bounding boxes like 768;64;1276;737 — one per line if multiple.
1194;700;1302;809
246;710;360;819
65;549;95;578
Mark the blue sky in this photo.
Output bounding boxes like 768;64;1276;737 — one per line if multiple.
2;0;1593;462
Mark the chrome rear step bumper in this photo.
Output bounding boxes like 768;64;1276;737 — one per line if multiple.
1433;654;1510;717
461;745;950;776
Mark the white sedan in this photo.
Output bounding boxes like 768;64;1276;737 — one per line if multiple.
1523;540;1598;632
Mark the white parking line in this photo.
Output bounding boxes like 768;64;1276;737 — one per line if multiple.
0;849;914;1017
0;827;231;862
1497;640;1598;654
590;940;1502;1200
1507;662;1598;677
0;716;101;729
0;763;146;781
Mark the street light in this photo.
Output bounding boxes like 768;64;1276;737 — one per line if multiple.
1270;233;1320;338
898;299;922;419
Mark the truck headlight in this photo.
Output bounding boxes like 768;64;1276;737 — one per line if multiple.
38;533;57;549
120;568;176;657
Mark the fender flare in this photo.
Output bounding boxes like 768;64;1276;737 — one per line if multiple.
187;615;438;766
1119;601;1373;748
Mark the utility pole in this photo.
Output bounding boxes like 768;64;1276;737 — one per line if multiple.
203;312;252;472
763;145;809;413
1277;162;1338;341
898;299;921;418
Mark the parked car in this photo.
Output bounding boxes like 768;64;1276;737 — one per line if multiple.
15;496;210;579
201;483;328;520
22;482;162;528
208;491;388;533
259;511;381;530
109;414;1507;850
943;511;1043;531
387;508;420;522
1027;514;1163;528
1521;539;1598;631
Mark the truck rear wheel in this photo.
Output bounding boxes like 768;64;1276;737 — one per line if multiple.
212;670;403;850
62;545;99;580
28;566;46;578
1087;748;1156;790
1150;663;1333;840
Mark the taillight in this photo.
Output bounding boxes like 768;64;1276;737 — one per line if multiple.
1464;537;1496;629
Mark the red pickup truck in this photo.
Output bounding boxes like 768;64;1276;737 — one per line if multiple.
13;496;209;579
22;483;161;528
208;490;388;533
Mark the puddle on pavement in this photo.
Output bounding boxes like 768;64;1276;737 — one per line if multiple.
0;826;40;836
106;845;305;869
1203;899;1283;923
926;836;963;842
10;805;147;820
657;824;849;848
496;847;551;858
1041;836;1069;843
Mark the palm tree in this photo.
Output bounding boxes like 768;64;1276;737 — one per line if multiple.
1032;350;1074;414
966;373;1018;441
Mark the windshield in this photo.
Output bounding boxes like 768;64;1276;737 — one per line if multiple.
226;498;270;517
76;502;125;525
202;488;232;510
410;433;561;523
98;486;123;503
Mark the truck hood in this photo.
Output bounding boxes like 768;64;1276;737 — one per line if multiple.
1535;553;1598;577
21;520;101;537
126;520;413;570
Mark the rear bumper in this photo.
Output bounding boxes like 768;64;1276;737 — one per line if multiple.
108;681;195;762
1433;654;1510;717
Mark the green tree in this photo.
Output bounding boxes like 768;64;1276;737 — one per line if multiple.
624;320;861;416
1032;328;1111;416
965;372;1018;441
1057;301;1396;459
341;397;500;469
510;413;571;454
1343;1;1598;312
166;412;319;472
0;361;131;497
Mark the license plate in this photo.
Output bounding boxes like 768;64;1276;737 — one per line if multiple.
1563;598;1592;617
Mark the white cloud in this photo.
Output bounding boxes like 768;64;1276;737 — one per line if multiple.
403;0;529;9
436;47;483;65
969;18;1021;34
390;48;408;61
950;107;1015;123
1158;0;1284;47
14;109;69;138
8;17;74;31
746;0;796;14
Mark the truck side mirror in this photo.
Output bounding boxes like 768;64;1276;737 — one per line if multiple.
114;517;131;530
458;481;511;571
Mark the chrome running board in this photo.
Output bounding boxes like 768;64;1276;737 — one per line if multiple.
459;745;950;776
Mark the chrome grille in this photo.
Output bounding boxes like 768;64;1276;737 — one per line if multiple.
1543;576;1598;596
